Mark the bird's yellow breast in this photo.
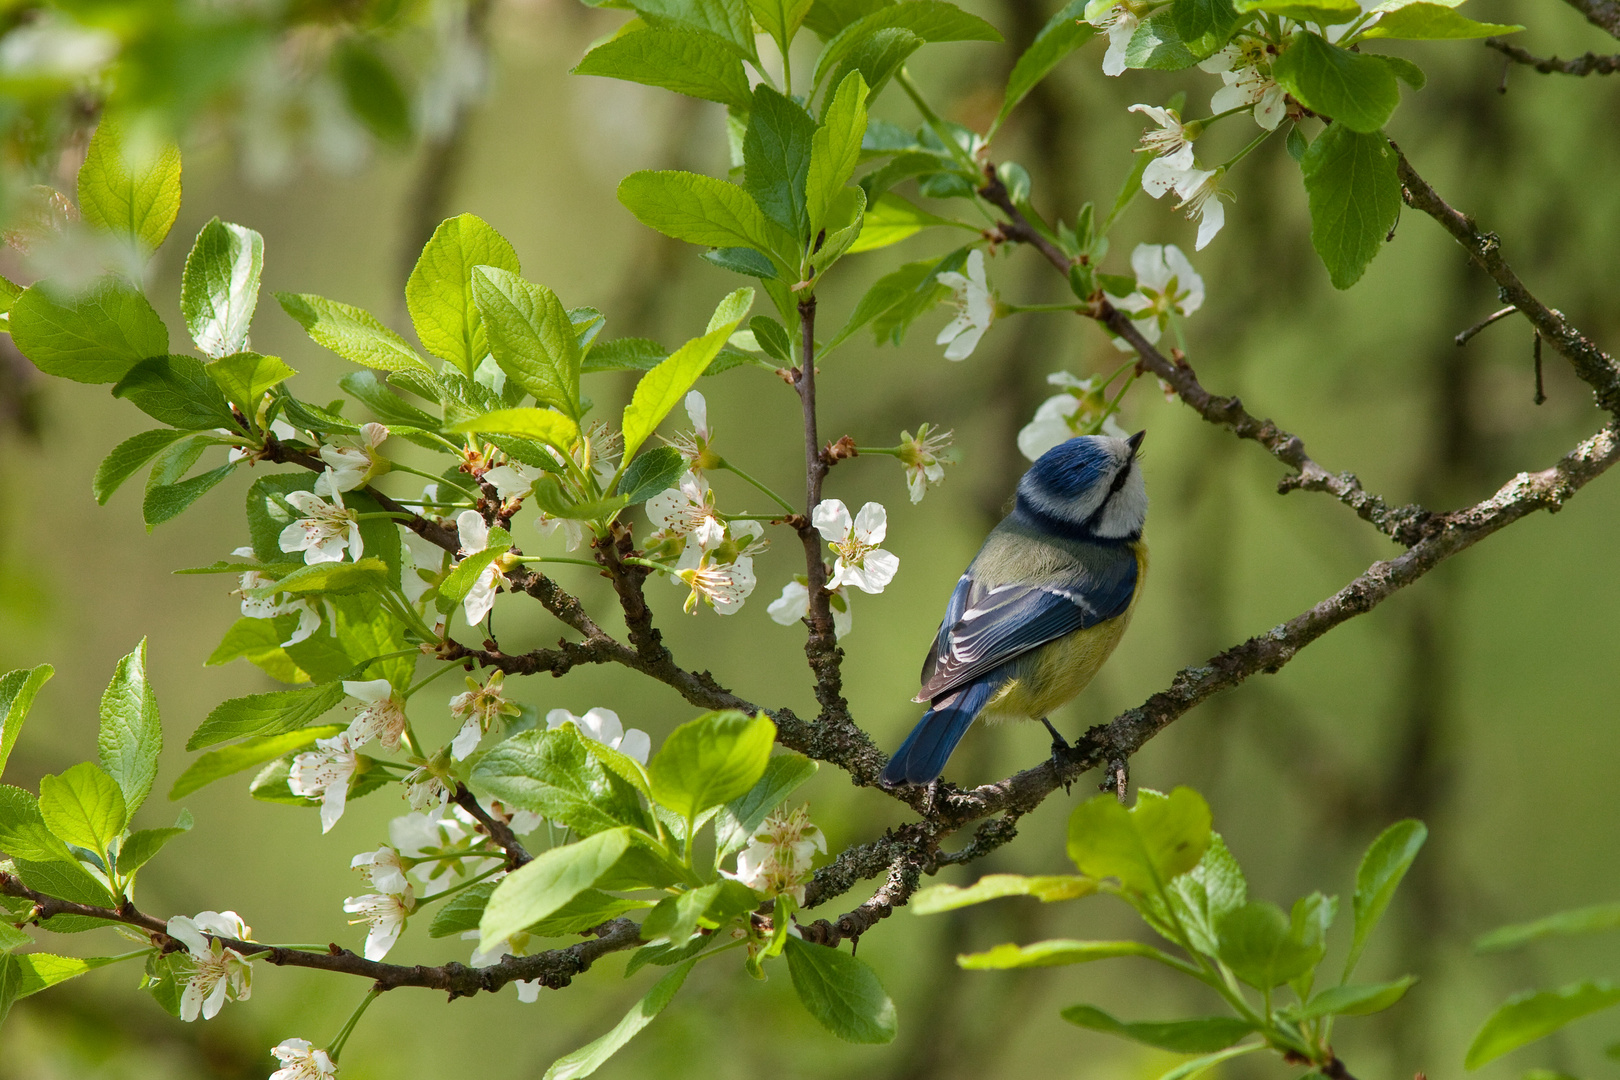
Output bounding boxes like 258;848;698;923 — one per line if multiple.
980;540;1148;724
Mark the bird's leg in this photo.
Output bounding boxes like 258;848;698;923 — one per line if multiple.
1039;718;1073;795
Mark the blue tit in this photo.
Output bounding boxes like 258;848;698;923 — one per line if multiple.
879;432;1149;787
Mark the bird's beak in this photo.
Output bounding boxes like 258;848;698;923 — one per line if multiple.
1126;430;1146;456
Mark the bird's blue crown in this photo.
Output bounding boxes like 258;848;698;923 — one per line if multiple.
1012;435;1143;541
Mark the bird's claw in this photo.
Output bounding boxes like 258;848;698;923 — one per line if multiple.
1039;718;1074;794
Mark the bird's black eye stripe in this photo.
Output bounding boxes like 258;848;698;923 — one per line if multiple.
1105;458;1135;499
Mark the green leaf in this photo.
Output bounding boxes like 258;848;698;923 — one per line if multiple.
642;882;722;944
750;0;816;50
1125;9;1198;70
629;0;756;56
1286;124;1309;162
339;370;439;429
813;0;1000;91
912;873;1098;914
1066;787;1212;894
187;681;347;751
97;639;162;821
1061;1006;1257;1052
1477;903;1620;953
470;267;582;418
959;939;1170;969
744;84;817;242
826;256;937;350
480;828;633;947
0;665;52;779
747;316;793;364
247;559;393;599
828;27;921;102
702;246;781;279
405;213;521;376
1216;901;1321;990
848;192;963;253
542;958;698;1080
0;924;28;953
618;171;785;269
1157;1044;1266;1080
439;545;507;608
1300;122;1401;290
429;881;497;937
206;615;306;683
14;855;116;907
648;711;775;821
181;218;264;358
1362;3;1521;37
470;726;647;836
113;355;237;430
38;762;126;856
206;352;295;408
1235;0;1360;20
1374;52;1426;87
713;752;818;857
1000;0;1091;126
807;71;868;242
10;278;169;385
804;0;893;37
576;28;752;110
143;460;236;528
77;117;182;251
1467;982;1620;1070
1298;976;1417;1019
582;337;667;374
116;810;194;875
334;38;412;144
1170;0;1241;56
275;292;432;374
11;953;119;999
784;935;897;1043
0;955;18;1024
1345;818;1425;979
1272;32;1400;133
172;726;343;799
621;288;753;458
1142;833;1247;958
451;407;579;451
620;447;688;505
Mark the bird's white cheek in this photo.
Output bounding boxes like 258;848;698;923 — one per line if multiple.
1093;467;1148;538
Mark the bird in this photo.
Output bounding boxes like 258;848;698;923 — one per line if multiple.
879;431;1149;787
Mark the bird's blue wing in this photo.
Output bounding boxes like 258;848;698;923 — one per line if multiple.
916;554;1138;702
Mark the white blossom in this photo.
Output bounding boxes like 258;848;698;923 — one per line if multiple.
456;510;511;625
812;500;899;595
536;512;585;552
342;678;408;752
665;390;721;473
391;806;499;886
448;670;521;760
269;1038;338;1080
315;423;390;495
645;471;725;551
935;249;995;361
546;707;651;765
1131;104;1203;200
482;461;540;500
401;530;443;607
1173;167;1227;251
166;911;254;1022
1085;0;1140;76
767;579;853;639
727;806;826;905
673;542;757;615
230;547;323;646
1200;43;1288;131
277;488;363;564
1107;243;1204;350
898;425;954;504
343;885;414;961
403;766;451;812
350;845;408;895
289;734;359;833
1018;373;1131;461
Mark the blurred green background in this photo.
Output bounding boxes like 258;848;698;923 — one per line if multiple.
3;0;1620;1076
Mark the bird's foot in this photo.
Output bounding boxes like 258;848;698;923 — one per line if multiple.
1039;718;1074;794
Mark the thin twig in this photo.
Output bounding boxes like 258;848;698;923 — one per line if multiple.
1456;305;1518;346
1487;36;1620;74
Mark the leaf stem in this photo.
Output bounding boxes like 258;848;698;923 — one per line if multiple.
895;69;981;175
327;987;382;1062
718;459;796;512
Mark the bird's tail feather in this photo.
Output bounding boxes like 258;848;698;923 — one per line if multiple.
880;678;999;786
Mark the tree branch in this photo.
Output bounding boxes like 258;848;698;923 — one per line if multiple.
1486;36;1620;75
0;871;641;998
978;167;1435;546
1559;0;1620;37
1395;147;1620;414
